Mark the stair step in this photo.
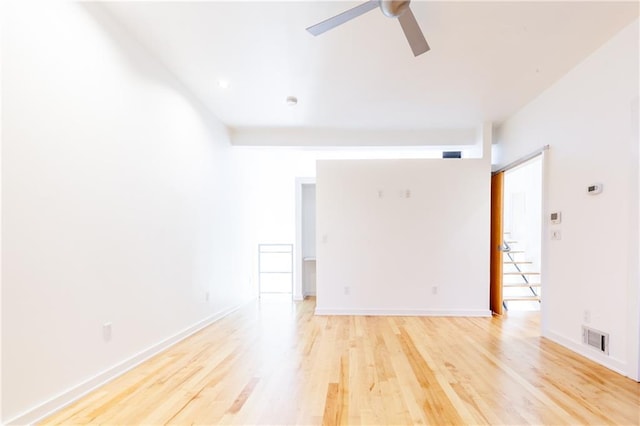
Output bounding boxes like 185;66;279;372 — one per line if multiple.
504;272;540;275
504;250;525;254
503;261;532;264
503;283;541;288
504;296;541;302
504;240;518;244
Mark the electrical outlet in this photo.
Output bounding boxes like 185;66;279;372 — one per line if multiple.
205;291;210;302
551;230;562;240
432;286;438;295
583;310;591;323
344;286;350;296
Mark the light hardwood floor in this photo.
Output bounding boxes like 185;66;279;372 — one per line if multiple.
42;298;639;425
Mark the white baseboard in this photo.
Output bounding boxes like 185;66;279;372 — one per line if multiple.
543;329;629;378
6;302;247;426
314;307;492;317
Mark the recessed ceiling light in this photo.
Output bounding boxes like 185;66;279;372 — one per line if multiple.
286;96;298;106
218;79;230;89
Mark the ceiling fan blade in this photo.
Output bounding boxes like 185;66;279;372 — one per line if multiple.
306;0;379;36
398;7;430;56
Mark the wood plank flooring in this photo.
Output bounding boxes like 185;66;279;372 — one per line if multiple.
42;298;640;425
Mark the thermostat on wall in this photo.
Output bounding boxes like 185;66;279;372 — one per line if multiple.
587;183;603;195
550;211;561;224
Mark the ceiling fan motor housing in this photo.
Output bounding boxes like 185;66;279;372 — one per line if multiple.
380;0;411;18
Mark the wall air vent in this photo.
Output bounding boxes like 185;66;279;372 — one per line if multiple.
442;151;462;159
582;326;609;355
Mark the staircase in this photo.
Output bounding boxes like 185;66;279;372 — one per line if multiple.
502;233;541;310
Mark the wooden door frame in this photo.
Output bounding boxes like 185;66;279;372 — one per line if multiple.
490;172;504;315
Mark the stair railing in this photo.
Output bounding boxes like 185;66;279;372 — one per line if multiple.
502;239;540;304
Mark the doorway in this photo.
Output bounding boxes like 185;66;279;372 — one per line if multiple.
295;178;316;300
491;148;546;315
502;156;543;311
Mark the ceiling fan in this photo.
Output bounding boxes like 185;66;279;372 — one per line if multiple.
306;0;430;57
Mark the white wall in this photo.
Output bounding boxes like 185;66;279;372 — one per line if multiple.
633;95;640;381
231;146;477;301
316;158;491;315
496;19;639;380
231;127;477;147
1;2;254;423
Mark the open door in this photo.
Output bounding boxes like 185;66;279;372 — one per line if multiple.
490;172;504;315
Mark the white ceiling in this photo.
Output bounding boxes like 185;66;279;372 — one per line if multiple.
101;1;638;132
